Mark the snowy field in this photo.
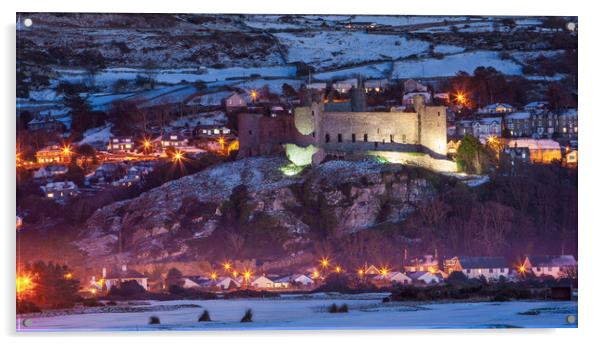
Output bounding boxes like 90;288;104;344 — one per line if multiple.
392;51;523;78
17;295;577;331
275;32;430;69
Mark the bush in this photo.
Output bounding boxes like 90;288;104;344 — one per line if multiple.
105;300;117;306
149;316;160;324
240;309;253;322
198;310;211;322
82;298;104;307
328;303;338;313
17;300;41;314
338;304;349;313
108;280;146;297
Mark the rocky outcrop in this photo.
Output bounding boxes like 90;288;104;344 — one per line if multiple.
77;156;438;265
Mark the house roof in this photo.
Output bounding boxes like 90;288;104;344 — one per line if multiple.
458;256;507;269
105;268;146;280
507;139;561;151
506;112;531;120
527;255;577;267
408;271;438;280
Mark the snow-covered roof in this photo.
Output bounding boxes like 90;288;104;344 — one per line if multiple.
524;101;548;110
478;103;514;113
458;256;507;269
506;112;531;120
507;139;561;150
528;255;577;267
477;117;503;125
560;108;577;117
41;181;77;192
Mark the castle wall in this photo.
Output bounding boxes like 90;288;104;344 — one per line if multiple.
316;112;420;151
418;105;448;158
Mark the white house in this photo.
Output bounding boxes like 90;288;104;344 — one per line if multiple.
290;274;314;286
473;117;503;138
523;255;577;279
225;93;248;109
457;256;510;281
251;276;275;289
215;277;241;290
408;271;442;285
333;78;358;93
307;82;327;91
182;276;213;289
387;271;413;285
41;181;78;201
107;136;135;152
161;133;188;148
477;103;515;115
34;165;68;180
364;79;388;93
273;277;291;289
373;271;412;285
104;265;149;291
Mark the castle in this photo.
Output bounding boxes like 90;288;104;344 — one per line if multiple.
238;91;456;172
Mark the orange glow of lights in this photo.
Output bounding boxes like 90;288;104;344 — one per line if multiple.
223;262;232;270
90;288;97;294
62;146;72;155
210;272;218;280
312;271;320;279
64;272;73;279
379;267;389;276
16;273;35;296
143;139;151;149
243;270;252;282
455;92;468;105
320;258;329;268
172;151;183;162
357;269;364;276
518;265;526;273
250;90;258;102
232;271;239;278
335;266;342;273
428;267;437;274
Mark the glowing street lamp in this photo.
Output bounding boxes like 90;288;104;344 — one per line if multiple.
455;91;468;106
62;145;72;156
379;267;389;277
172;151;183;162
210;272;218;281
16;273;35;297
357;269;365;277
250;90;258;103
223;262;232;271
320;258;329;269
64;272;73;280
312;270;320;279
243;270;252;283
334;266;342;274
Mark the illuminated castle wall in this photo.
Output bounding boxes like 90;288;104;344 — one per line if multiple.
238;95;454;171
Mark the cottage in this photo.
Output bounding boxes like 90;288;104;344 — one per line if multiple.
107;136;135;152
457;256;510;281
364;265;382;276
182;276;213;289
104;265;149;291
33;165;68;180
36;145;71;164
161;133;188;148
333;78;358;94
522;255;577;279
251;276;275;289
403;255;439;273
290;274;314;286
382;271;412;285
404;79;428;94
477;103;515;115
41;181;78;201
273;277;291;289
215;277;241;290
27;114;64;132
524;101;549;112
506;139;561;164
225;93;248;110
505;112;532;137
558;108;578;139
408;271;442;284
364;79;388;93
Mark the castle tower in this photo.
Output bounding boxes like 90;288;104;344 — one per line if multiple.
415;95;447;158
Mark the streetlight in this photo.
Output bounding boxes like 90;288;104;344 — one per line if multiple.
250;90;258;103
172;151;183;162
320;258;329;269
243;270;252;283
62;145;71;156
334;266;342;273
210;272;218;281
223;262;232;271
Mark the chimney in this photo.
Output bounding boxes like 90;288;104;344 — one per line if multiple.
102;267;107;278
122;264;127;272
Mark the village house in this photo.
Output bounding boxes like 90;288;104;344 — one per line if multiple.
522;255;577;279
364;78;389;93
307;82;327;91
193;124;232;138
225;92;248;111
36;144;72;164
215;277;241;290
499;146;531;175
182;276;213;290
403;255;440;273
506;138;561;164
524;101;549;112
107;136;135;153
558;108;578;139
473;117;503;138
404;79;428;94
333;78;358;94
251;275;275;289
273;277;291;289
41;181;78;201
504;112;532;137
456;256;510;281
477;103;515;116
103;265;149;291
373;271;412;285
27;114;65;133
161;133;188;148
408;271;442;285
33;165;68;180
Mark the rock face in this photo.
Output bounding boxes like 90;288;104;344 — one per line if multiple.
77;156;437;265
